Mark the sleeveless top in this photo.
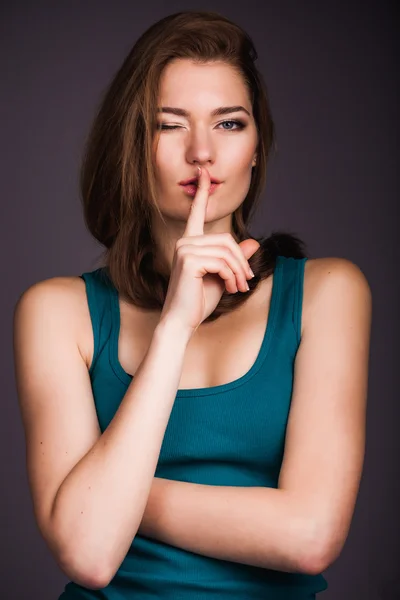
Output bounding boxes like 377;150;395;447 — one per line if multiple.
58;255;328;599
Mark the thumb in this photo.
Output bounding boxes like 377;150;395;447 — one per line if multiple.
238;238;261;262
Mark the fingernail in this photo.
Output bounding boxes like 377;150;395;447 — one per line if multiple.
197;166;202;177
249;268;255;278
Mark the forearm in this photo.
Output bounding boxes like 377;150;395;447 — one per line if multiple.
140;479;320;575
50;318;191;587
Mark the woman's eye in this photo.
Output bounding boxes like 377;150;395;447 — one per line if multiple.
158;124;181;130
157;120;245;131
219;120;245;131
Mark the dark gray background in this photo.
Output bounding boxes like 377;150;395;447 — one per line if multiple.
2;1;398;599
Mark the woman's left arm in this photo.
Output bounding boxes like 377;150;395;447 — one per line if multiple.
138;258;372;575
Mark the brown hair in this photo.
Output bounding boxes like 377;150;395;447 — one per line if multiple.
80;10;307;323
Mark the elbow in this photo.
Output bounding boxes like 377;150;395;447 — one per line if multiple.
55;531;138;589
300;522;342;575
57;548;113;590
48;521;113;589
47;506;115;589
301;551;331;576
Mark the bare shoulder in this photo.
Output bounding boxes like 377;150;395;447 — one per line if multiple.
14;275;92;368
302;257;372;334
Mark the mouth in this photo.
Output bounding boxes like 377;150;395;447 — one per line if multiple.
179;176;222;186
179;181;221;197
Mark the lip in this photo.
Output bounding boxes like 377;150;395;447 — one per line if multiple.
179;176;222;185
180;182;221;197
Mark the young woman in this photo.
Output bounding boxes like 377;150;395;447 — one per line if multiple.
13;10;372;600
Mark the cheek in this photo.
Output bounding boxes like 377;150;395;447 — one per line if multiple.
230;172;253;200
154;144;180;186
225;138;256;169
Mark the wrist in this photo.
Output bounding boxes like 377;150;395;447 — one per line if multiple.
155;315;194;344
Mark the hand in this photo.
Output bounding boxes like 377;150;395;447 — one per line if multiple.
159;166;260;334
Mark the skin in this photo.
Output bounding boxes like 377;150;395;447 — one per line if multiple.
151;59;258;275
12;59;372;590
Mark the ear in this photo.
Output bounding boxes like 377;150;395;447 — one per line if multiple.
252;154;257;167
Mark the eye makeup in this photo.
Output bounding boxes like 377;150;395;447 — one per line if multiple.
157;119;246;131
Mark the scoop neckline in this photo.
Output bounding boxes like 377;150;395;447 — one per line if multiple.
108;255;284;397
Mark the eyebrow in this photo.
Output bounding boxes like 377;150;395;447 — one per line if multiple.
157;105;251;118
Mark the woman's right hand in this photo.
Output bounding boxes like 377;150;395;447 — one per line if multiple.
159;165;260;335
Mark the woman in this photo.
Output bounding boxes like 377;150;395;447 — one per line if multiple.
13;10;372;599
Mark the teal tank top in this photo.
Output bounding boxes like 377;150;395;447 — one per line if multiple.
58;255;328;599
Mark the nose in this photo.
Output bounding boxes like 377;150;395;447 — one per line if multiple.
185;128;215;167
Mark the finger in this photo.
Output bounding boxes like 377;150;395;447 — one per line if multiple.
183;166;210;238
180;233;254;281
192;255;238;294
227;236;255;279
180;243;250;293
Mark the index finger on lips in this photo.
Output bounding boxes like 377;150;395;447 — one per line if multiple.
183;166;210;238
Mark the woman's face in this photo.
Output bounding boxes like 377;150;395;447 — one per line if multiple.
152;59;258;233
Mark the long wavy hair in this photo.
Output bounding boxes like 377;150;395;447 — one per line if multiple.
80;10;307;323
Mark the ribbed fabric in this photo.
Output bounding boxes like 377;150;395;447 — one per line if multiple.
58;255;328;599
